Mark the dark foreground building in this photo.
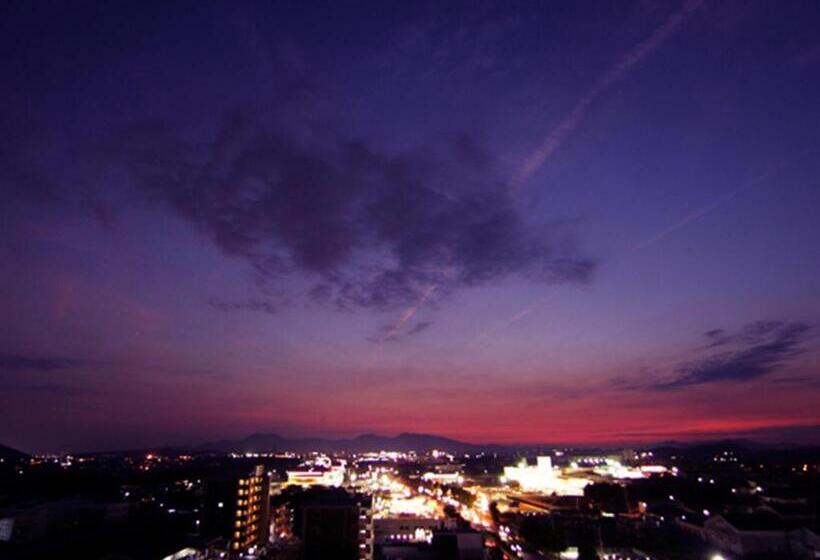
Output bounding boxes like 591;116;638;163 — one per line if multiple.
274;487;373;560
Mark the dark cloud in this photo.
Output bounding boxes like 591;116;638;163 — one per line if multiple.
407;320;433;336
768;375;820;386
108;115;595;312
703;328;726;346
654;321;812;390
208;297;280;315
703;320;793;348
15;383;86;396
0;353;85;372
155;366;223;378
0;353;90;398
370;320;434;343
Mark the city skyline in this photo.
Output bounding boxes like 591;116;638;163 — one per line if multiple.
2;0;820;453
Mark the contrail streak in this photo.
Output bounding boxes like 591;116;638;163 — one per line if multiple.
634;148;819;251
380;282;439;342
510;0;703;191
375;258;457;345
473;294;556;345
365;280;440;369
377;1;704;344
633;186;745;251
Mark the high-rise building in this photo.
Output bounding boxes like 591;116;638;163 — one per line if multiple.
274;487;373;560
231;465;270;554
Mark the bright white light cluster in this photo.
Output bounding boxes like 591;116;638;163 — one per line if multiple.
501;456;589;496
285;455;346;487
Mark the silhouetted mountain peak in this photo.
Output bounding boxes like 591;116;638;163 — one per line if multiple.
197;432;488;454
0;443;30;462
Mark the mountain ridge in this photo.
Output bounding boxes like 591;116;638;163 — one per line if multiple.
9;427;820;456
196;431;505;454
195;432;820;455
0;443;30;462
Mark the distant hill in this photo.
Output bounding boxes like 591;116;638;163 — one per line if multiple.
197;432;504;454
650;438;820;462
0;443;30;462
37;430;819;456
195;431;820;455
652;438;771;452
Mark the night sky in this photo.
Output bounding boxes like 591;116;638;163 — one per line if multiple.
2;1;819;453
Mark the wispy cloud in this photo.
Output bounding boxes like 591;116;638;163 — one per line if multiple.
652;321;812;390
15;383;87;396
406;321;433;336
208;297;280;315
510;0;703;190
0;353;86;372
0;353;91;397
371;319;434;343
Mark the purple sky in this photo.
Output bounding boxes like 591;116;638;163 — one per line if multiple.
1;0;819;453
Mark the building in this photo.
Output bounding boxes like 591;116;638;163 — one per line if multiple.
272;499;295;543
420;463;464;486
502;456;589;496
285;465;346;488
0;499;132;543
430;528;485;560
374;516;457;545
378;527;485;560
277;487;373;560
703;511;820;558
285;457;346;488
504;457;556;492
231;465;270;554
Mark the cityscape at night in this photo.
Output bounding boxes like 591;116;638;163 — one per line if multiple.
1;1;819;559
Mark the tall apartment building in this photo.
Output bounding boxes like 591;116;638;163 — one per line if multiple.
271;487;373;560
231;465;270;554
